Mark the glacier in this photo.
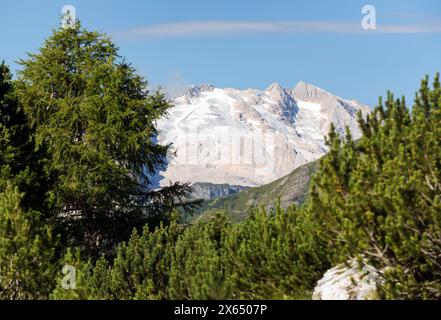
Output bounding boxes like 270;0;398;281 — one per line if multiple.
155;81;370;187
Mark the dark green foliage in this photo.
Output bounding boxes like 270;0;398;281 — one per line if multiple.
0;61;50;214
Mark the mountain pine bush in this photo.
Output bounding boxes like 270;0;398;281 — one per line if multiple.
51;213;183;299
168;212;234;299
308;73;441;299
224;205;327;299
0;185;56;299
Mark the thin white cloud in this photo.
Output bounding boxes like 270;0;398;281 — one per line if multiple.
112;20;441;40
376;23;441;33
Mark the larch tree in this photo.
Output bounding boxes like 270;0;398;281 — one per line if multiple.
15;23;193;257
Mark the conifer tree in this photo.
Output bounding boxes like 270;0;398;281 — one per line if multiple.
15;23;193;256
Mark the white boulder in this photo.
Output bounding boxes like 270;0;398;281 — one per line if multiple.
312;259;379;300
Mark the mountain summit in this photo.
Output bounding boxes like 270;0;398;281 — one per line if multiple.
156;82;370;187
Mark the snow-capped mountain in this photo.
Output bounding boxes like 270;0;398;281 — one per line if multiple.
156;82;370;187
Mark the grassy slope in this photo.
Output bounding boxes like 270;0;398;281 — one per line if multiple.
191;159;319;222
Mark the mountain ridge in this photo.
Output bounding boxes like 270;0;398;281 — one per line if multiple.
156;81;370;188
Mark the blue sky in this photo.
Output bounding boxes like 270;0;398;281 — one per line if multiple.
1;0;441;105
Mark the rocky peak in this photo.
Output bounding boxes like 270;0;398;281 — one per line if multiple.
265;82;283;94
264;82;298;123
292;81;331;103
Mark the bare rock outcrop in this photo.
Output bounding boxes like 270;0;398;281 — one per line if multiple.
312;259;379;300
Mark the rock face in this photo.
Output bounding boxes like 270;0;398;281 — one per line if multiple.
312;260;379;300
190;182;248;200
157;82;370;187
